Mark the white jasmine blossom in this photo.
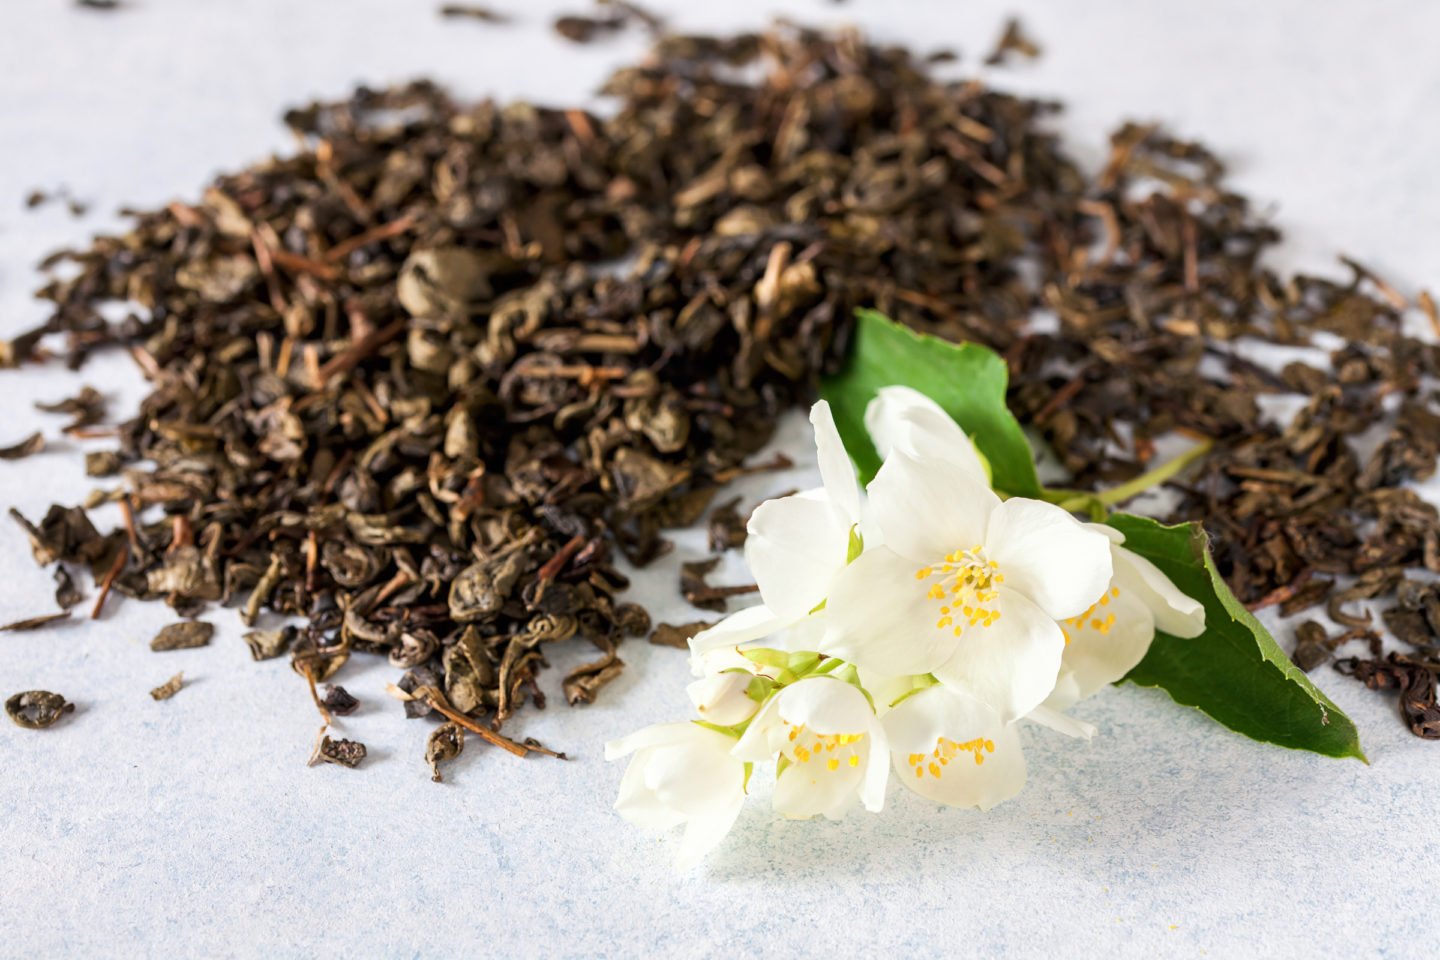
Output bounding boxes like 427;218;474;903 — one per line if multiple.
605;722;748;870
824;450;1113;721
882;684;1025;809
1045;524;1207;711
689;400;861;669
732;676;888;820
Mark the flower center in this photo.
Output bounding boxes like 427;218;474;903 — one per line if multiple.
915;545;1005;638
1060;585;1121;644
785;723;864;772
907;736;996;779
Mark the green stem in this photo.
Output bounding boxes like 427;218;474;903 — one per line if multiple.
1092;438;1213;508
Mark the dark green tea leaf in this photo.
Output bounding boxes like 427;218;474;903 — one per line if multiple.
1110;513;1365;761
821;309;1041;495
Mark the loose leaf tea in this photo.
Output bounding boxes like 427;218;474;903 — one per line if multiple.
150;672;186;701
150;622;213;652
7;19;1440;767
6;690;75;729
426;721;465;781
321;684;360;716
0;611;72;632
0;432;45;461
309;735;367;768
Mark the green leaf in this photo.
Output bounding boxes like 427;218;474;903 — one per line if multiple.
820;308;1041;495
1108;513;1366;761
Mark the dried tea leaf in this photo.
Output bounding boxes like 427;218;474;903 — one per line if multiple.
707;496;748;553
35;386;106;433
1336;654;1440;739
321;684;360;717
984;16;1042;65
150;621;213;652
650;620;713;648
0;432;45;461
0;611;72;632
6;690;74;729
438;4;509;23
426;722;465;782
309;735;367;768
679;557;756;613
562;641;624;705
84;451;122;477
53;565;83;609
149;672;186;701
242;627;293;661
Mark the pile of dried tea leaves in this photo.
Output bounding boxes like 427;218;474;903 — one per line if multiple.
7;22;1440;767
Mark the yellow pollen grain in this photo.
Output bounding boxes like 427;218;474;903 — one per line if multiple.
827;757;839;772
848;755;859;768
928;762;942;777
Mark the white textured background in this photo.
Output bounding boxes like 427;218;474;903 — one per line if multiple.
2;1;1439;957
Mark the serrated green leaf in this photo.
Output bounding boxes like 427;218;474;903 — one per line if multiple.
820;308;1041;495
1109;513;1365;761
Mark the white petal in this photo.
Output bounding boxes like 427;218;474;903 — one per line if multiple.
773;753;866;821
1113;545;1207;638
865;385;988;483
731;695;785;763
984;498;1113;619
605;721;686;761
687;672;759;727
1025;703;1097;740
883;685;1024;810
865;450;999;564
810;400;861;522
932;585;1066;722
822;547;965;677
746;490;852;621
674;794;745;871
614;749;687;832
688;604;788;674
774;676;874;734
643;731;745;818
857;718;890;813
1046;582;1156;711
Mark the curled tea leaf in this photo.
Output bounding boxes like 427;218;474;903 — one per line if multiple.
309;735;367;768
6;690;75;729
426;722;465;782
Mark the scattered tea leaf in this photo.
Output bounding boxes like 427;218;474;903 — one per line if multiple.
6;690;74;729
0;432;45;461
309;735;367;768
242;627;293;661
438;3;509;22
426;722;465;782
150;621;213;652
650;620;713;649
0;611;72;632
149;672;186;701
53;565;83;609
321;684;360;716
984;16;1041;65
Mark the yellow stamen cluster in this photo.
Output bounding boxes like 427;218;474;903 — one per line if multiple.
915;545;1004;638
908;736;996;779
786;723;864;772
1060;585;1121;644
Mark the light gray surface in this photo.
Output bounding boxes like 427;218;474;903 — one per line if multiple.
2;1;1438;957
